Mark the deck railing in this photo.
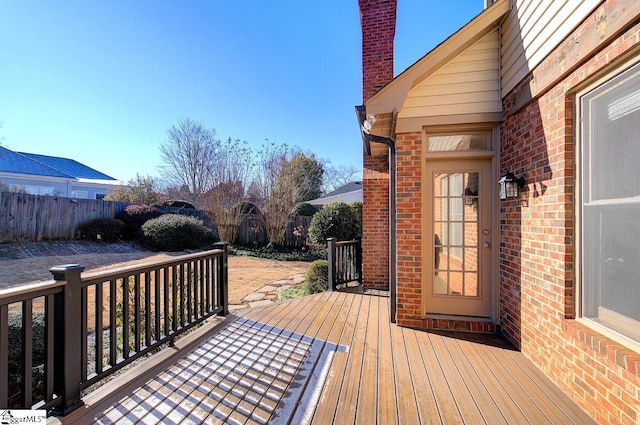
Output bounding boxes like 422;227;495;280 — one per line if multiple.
327;238;362;291
0;243;229;415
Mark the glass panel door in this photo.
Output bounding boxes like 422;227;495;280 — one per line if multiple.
425;159;492;318
433;172;479;297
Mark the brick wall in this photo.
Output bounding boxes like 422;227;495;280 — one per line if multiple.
358;0;396;101
360;0;396;289
500;2;640;422
394;133;423;321
362;154;390;289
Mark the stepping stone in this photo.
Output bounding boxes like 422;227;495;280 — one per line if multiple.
228;304;247;312
258;285;278;293
270;279;291;286
249;300;275;308
243;292;265;302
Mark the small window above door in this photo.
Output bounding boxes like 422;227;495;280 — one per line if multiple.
427;132;490;152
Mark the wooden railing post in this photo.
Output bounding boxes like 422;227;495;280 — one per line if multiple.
49;264;85;416
214;242;229;316
356;237;363;285
327;238;336;291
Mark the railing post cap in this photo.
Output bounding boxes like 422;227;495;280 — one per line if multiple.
49;264;85;280
213;241;230;251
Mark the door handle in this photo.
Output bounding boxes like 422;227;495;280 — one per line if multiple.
483;241;491;248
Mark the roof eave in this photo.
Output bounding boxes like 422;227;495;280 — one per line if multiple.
365;0;510;117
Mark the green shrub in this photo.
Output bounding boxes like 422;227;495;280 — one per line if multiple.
277;285;308;301
78;218;124;241
161;200;196;209
304;259;329;294
116;204;163;240
228;244;324;262
8;310;45;379
142;214;212;251
349;200;363;238
308;202;359;246
291;202;319;217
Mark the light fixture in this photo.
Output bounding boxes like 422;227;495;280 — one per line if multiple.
463;187;477;207
361;114;377;134
498;172;525;200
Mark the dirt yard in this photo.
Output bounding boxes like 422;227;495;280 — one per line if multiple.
0;241;311;304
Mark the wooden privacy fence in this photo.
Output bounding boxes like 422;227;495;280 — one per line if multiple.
327;238;362;291
235;214;312;248
0;191;311;247
285;216;312;248
0;244;229;414
0;192;128;242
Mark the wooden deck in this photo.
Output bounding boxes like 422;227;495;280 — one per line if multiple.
58;290;595;424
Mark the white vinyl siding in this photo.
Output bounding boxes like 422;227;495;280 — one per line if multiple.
71;190;88;199
402;30;501;119
501;0;600;96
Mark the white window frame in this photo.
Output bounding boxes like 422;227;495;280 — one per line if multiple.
21;185;55;196
576;56;640;352
71;190;88;199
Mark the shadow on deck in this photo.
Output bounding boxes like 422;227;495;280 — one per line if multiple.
56;290;595;424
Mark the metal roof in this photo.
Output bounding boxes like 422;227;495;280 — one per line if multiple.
0;146;116;180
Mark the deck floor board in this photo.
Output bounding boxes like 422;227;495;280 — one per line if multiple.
355;294;378;425
377;295;399;425
63;291;596;425
389;316;420;425
332;293;370;424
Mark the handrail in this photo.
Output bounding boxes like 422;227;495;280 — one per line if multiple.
0;243;229;415
0;280;65;303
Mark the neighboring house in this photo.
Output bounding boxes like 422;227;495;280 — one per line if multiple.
307;181;363;206
0;146;122;199
357;0;640;423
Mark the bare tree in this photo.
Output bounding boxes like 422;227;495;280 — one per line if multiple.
104;173;164;204
201;137;254;242
255;141;289;245
162;184;192;202
159;118;219;207
323;163;361;192
256;142;324;246
280;152;324;203
245;180;263;207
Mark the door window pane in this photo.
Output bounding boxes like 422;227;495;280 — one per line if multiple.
432;171;481;298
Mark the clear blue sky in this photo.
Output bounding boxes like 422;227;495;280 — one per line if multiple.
0;1;482;183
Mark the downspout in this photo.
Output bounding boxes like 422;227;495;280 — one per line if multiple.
355;105;397;323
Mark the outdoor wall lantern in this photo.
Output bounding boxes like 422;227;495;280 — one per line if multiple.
498;172;525;200
463;187;478;207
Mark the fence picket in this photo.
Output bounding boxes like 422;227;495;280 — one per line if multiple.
0;192;129;242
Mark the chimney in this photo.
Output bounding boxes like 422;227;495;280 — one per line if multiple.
359;0;397;102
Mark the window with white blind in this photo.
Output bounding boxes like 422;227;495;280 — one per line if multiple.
580;61;640;344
